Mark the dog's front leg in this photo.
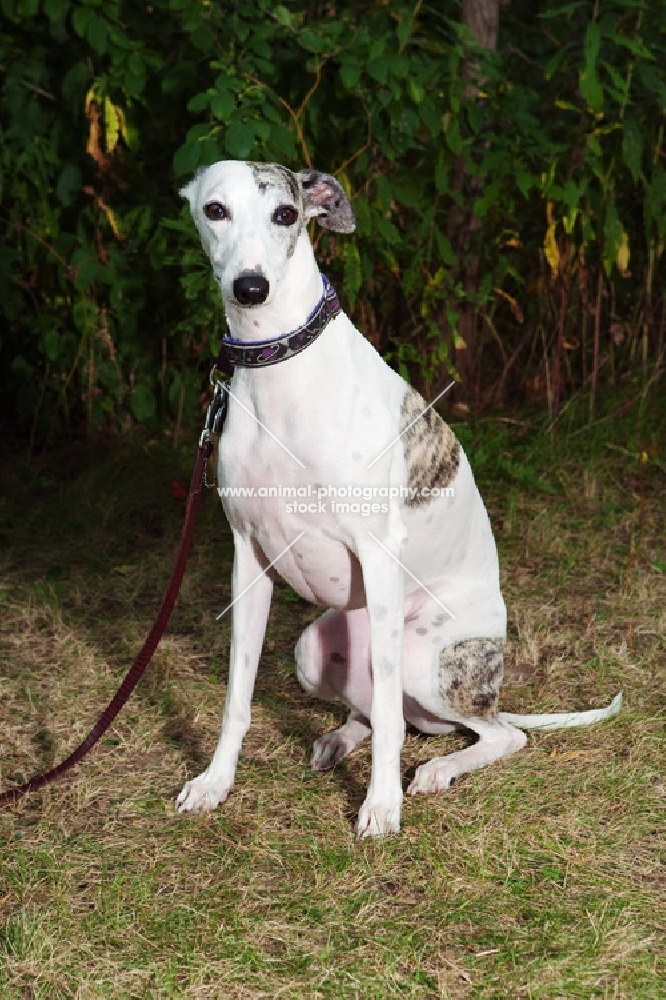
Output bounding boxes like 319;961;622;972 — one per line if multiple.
354;535;405;838
177;530;273;813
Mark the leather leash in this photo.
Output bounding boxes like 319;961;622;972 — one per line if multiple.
0;380;228;807
0;273;340;807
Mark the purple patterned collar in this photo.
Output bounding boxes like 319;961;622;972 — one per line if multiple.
214;274;341;375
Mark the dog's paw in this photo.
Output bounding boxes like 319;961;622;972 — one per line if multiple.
176;772;231;814
407;758;457;795
355;794;402;839
310;730;355;770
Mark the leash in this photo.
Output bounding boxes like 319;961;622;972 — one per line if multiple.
0;381;228;807
0;273;340;807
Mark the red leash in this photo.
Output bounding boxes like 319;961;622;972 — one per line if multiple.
0;397;225;805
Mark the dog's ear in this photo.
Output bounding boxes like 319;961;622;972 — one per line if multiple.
180;178;196;208
179;167;207;211
297;171;356;234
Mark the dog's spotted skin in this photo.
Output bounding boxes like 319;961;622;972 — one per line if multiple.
400;386;460;507
439;637;504;720
249;162;300;202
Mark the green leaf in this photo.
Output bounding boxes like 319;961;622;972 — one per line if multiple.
474;181;501;219
603;201;624;276
419;98;440;137
367;57;390;84
62;60;91;108
44;329;60;362
609;32;654;61
130;385;156;423
580;20;603;112
544;46;569;82
397;15;411;49
601;59;629;102
408;78;424;104
435;230;456;266
375;174;392;212
10;355;33;380
515;167;534;198
187;92;211;113
300;30;326;53
262;102;283;125
274;5;293;28
71;5;91;37
173;141;202;176
344;242;362;309
340;62;361;90
434;151;449;195
224;122;255;159
376;216;400;244
445;116;463;155
268;123;296;159
622;117;643;183
199;137;222;167
71;250;102;290
210;92;235;121
56;164;82;206
43;0;66;21
87;14;108;54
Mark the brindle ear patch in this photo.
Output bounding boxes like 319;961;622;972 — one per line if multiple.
298;170;356;234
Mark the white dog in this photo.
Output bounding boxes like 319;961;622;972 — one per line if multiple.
176;160;621;837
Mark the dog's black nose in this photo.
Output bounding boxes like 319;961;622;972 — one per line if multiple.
233;273;270;306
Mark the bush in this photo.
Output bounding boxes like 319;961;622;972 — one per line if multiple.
1;0;663;447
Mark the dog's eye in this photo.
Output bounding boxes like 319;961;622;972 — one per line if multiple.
204;202;228;222
273;205;298;227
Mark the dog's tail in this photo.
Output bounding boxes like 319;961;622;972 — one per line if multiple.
498;691;623;730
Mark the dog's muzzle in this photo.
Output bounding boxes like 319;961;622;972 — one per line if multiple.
233;273;270;306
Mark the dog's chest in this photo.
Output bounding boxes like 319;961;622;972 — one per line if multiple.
219;459;368;607
215;395;396;608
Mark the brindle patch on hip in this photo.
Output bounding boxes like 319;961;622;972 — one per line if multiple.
439;637;504;720
400;386;460;506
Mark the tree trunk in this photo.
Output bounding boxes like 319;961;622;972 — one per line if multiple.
462;0;499;56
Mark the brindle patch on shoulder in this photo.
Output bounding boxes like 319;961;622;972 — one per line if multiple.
439;637;504;720
400;386;460;506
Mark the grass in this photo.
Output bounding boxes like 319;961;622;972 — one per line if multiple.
0;383;664;998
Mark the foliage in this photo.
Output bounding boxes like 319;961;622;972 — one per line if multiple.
0;0;664;446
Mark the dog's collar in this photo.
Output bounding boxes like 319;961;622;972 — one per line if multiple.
214;274;340;376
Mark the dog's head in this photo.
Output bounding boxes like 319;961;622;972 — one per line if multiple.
180;160;355;309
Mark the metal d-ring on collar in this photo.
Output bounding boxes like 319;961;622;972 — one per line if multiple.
211;273;341;379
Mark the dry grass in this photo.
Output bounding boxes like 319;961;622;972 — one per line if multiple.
0;406;664;999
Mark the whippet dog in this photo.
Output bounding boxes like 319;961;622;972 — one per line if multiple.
176;160;621;837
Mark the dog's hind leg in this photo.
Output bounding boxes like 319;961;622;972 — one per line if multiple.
295;607;373;769
407;719;527;794
405;633;526;795
310;710;372;771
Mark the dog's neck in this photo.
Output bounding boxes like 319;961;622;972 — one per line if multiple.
223;236;323;344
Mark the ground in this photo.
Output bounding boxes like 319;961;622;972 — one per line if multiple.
0;388;664;998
